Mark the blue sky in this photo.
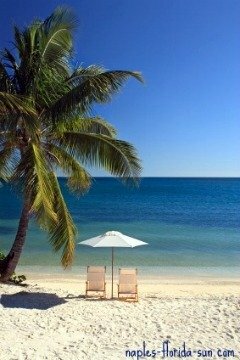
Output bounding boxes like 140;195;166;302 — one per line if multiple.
0;0;239;177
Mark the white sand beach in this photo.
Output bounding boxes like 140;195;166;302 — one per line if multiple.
0;275;239;360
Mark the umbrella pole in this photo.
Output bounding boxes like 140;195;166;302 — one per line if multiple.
111;247;114;299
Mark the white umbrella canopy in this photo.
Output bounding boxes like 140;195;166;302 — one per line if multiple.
78;231;148;298
79;231;148;248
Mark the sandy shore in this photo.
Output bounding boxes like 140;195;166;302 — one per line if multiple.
0;275;239;360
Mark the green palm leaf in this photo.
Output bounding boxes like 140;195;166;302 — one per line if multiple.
40;6;77;68
11;144;57;225
48;69;143;118
57;132;142;183
44;143;91;195
30;144;57;224
0;145;18;180
0;92;36;116
22;114;40;141
51;116;117;137
48;172;76;267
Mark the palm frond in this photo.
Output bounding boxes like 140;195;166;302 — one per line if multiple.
66;65;108;84
44;143;91;195
67;65;143;85
35;66;70;109
11;144;57;225
11;23;46;95
1;49;18;72
48;69;143;118
30;143;57;224
0;92;36;116
13;26;25;58
69;117;117;137
57;132;142;183
40;6;77;67
0;62;12;92
22;114;40;141
0;145;19;181
50;116;117;137
47;172;76;267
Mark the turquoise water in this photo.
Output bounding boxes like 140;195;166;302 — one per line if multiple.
0;178;239;276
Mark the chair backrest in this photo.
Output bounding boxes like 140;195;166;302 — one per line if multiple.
119;268;137;294
87;266;106;291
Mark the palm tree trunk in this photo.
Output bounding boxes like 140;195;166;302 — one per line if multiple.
0;200;30;282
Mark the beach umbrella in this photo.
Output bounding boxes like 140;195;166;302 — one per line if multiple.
78;231;148;298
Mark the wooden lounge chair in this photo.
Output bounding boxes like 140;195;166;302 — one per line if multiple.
117;268;138;302
85;266;106;298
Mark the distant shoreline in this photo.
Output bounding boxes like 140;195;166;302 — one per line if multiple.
17;265;240;281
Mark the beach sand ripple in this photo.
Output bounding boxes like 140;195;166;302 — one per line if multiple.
0;279;239;360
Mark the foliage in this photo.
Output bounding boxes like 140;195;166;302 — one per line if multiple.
0;251;26;284
0;7;142;268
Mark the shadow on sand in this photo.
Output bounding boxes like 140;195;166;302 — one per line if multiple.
0;291;67;310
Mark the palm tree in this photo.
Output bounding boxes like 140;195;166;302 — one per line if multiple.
0;7;142;282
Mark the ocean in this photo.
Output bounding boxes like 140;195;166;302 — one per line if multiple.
0;177;239;277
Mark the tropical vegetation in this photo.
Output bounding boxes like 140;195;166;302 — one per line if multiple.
0;251;26;284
